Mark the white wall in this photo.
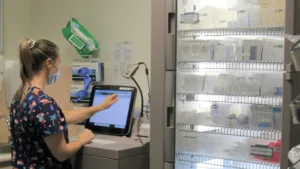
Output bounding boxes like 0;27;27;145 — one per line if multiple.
0;0;31;144
29;0;151;107
3;0;151;106
3;0;31;58
0;0;151;142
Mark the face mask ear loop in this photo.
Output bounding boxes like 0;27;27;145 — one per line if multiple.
47;59;59;74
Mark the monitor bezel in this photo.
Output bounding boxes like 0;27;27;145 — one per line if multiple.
85;85;137;136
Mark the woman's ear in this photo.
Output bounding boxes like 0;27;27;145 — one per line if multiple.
45;58;53;69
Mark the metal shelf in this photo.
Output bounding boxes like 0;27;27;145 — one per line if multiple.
177;123;281;140
176;153;280;169
177;93;282;106
178;26;284;38
178;61;284;71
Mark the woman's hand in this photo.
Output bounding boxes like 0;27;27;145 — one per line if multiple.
64;94;118;125
78;129;95;145
97;94;118;110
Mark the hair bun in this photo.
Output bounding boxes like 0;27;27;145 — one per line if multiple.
28;39;36;49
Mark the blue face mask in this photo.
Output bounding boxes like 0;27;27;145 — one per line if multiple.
47;68;60;85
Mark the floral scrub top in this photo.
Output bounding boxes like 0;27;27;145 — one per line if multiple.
9;87;72;169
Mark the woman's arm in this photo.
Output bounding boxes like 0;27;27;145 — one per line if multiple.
64;94;118;124
33;98;96;162
63;106;103;124
44;129;94;162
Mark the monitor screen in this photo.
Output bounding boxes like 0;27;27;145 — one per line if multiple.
89;90;133;129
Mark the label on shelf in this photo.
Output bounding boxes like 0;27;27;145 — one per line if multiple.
180;12;199;24
250;144;273;158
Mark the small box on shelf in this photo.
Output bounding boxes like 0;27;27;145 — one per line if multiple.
179;40;214;61
260;73;283;97
235;39;264;61
259;0;285;9
233;7;261;28
190;6;215;29
262;37;284;61
177;73;205;93
212;40;236;61
213;8;234;28
260;7;285;26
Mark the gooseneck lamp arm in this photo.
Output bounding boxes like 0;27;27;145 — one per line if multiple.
131;77;144;118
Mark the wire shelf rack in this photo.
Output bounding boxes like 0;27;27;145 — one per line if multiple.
177;123;281;140
177;61;284;71
177;93;283;106
178;26;284;38
176;153;280;169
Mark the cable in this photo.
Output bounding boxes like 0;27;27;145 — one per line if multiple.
135;114;149;166
138;62;151;100
131;77;149;165
131;77;144;118
137;62;150;118
136;116;144;145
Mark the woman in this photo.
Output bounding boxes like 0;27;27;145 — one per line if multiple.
10;38;118;169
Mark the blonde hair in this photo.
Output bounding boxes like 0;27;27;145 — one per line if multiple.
14;38;59;104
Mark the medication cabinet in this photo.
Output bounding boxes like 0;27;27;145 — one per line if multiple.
151;0;300;169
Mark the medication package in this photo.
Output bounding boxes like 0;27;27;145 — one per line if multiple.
179;40;214;61
249;104;282;131
235;38;264;61
260;0;285;26
249;138;281;163
210;103;231;126
262;37;284;61
211;73;262;96
210;103;250;128
62;18;99;58
260;73;283;97
213;39;236;61
177;73;205;93
233;7;260;28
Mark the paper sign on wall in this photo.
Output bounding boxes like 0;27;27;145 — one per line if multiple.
112;41;133;84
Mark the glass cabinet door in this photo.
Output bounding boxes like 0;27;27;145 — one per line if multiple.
175;0;285;169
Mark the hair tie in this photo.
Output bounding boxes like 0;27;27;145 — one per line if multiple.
28;39;36;49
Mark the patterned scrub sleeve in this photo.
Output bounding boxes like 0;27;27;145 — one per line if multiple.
33;99;66;137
